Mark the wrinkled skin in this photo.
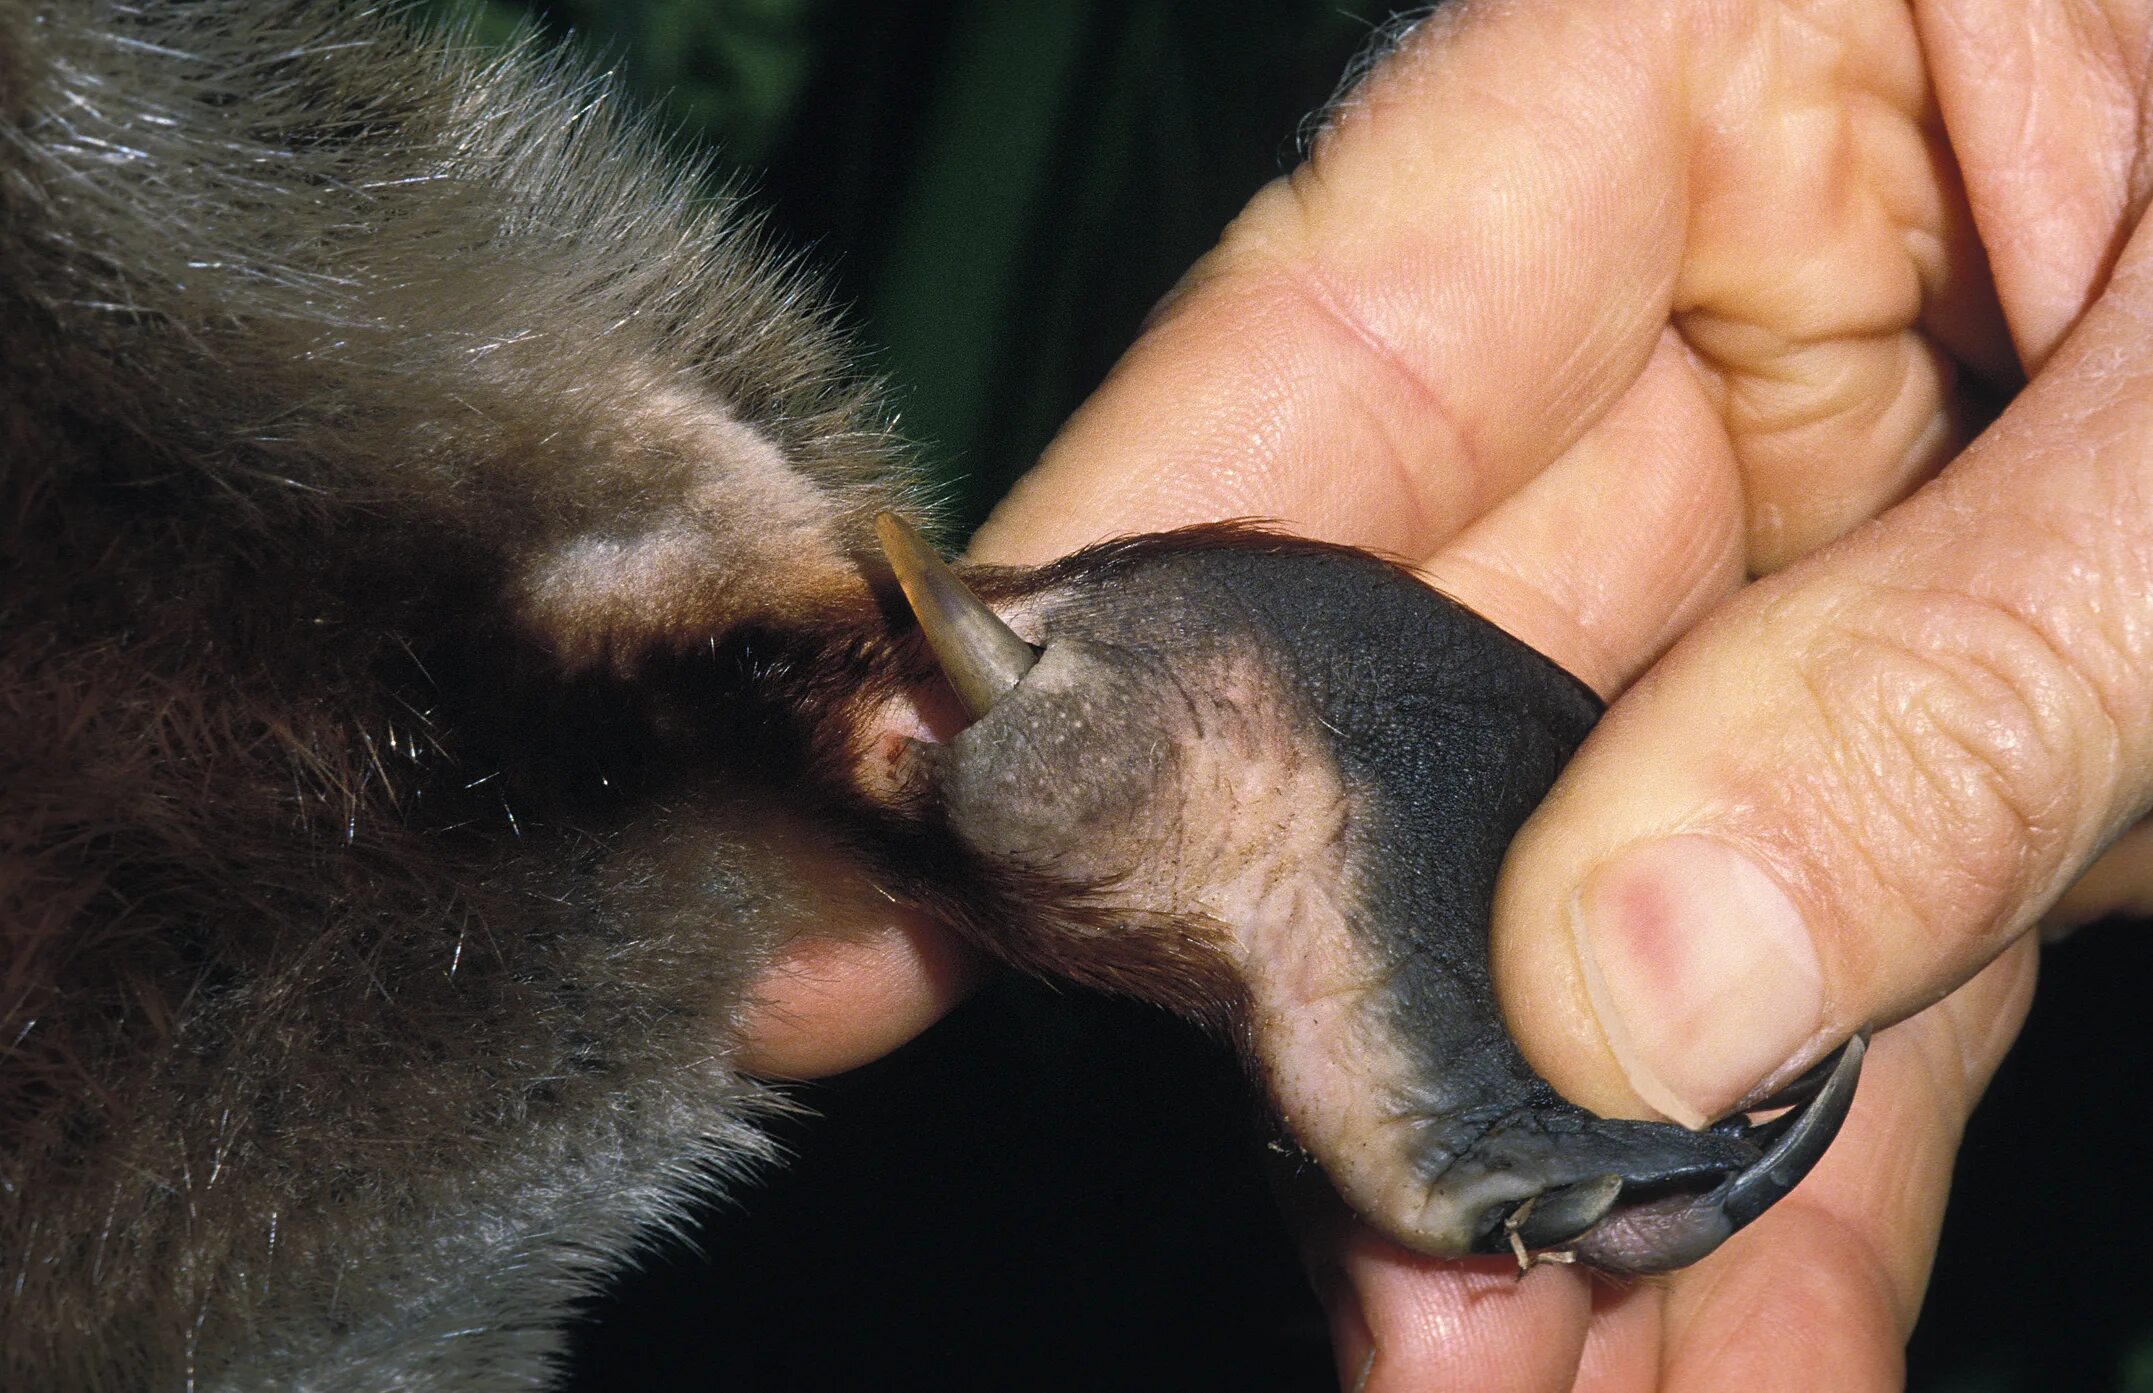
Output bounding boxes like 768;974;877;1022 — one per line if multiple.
849;525;1861;1272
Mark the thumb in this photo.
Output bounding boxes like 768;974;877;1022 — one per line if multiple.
1493;217;2153;1129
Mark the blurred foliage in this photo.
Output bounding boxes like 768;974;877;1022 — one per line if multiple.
417;4;2153;1389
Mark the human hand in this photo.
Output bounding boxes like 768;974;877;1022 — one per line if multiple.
959;1;2153;1388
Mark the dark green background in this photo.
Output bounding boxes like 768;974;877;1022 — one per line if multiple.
427;4;2153;1389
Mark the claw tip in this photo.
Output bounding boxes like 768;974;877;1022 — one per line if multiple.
874;511;1038;720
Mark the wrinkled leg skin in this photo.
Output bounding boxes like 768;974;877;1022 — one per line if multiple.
0;3;1860;1388
875;522;1864;1275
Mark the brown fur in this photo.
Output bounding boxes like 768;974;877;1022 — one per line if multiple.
0;2;932;1386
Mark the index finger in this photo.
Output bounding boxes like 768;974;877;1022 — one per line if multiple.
971;2;1690;565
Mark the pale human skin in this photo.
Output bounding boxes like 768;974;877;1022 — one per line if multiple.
741;1;2153;1388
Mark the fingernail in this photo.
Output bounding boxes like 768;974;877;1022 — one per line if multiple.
1571;835;1824;1127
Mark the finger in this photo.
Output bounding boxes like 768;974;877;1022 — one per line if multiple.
735;904;986;1080
971;1;1698;567
972;1;1999;579
1494;214;2153;1128
1277;1157;1594;1393
1420;330;1745;699
733;676;989;1078
1672;0;2001;569
1656;940;2034;1392
1917;0;2153;372
2047;816;2153;932
1571;1279;1667;1393
1343;1244;1591;1393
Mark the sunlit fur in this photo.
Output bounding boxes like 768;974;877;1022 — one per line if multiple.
0;2;928;1386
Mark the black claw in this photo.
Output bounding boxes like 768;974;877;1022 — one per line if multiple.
1564;1034;1869;1273
1711;1033;1867;1234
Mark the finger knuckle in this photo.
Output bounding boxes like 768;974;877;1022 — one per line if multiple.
1792;582;2122;946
